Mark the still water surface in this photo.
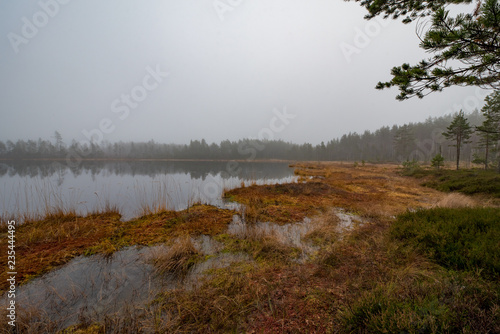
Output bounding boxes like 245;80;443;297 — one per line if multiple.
0;160;296;220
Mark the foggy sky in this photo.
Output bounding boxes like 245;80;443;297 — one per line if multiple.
0;0;492;145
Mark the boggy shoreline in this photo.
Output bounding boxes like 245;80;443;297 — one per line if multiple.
1;162;498;333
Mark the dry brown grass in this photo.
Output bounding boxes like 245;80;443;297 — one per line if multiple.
150;261;335;333
219;224;300;264
124;204;235;245
135;209;498;333
0;304;63;333
226;162;444;224
249;232;295;263
150;217;440;332
151;236;200;277
434;193;477;208
304;209;341;245
225;181;344;224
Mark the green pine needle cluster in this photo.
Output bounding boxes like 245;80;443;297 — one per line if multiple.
348;0;500;100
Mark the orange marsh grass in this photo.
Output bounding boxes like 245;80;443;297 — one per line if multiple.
150;236;201;278
0;210;123;292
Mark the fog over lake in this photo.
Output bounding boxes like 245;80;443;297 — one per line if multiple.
0;160;296;221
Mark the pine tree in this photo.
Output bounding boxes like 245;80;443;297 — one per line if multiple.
431;146;445;170
393;124;416;161
431;153;445;170
476;116;496;170
52;131;65;156
443;111;473;170
348;0;500;99
476;91;500;170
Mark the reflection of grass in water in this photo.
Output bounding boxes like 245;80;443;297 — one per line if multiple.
0;177;123;225
0;250;154;333
134;177;173;216
1;178;82;223
92;190;120;217
0;172;292;225
134;176;200;216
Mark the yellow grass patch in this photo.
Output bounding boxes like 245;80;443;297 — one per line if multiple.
435;193;477;208
226;162;444;223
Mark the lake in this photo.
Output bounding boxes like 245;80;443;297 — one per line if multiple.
0;160;296;221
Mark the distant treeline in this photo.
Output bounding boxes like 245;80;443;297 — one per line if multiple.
0;111;491;163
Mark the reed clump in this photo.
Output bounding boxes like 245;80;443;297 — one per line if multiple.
216;229;298;264
151;236;201;277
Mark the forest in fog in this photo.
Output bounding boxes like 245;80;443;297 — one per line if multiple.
0;111;489;164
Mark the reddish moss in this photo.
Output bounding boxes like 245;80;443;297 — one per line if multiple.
125;204;235;245
0;213;123;291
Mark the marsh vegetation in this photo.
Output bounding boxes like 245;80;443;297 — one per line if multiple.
0;162;498;333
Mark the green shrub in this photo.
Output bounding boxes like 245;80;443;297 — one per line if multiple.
431;153;445;170
422;169;500;197
391;208;500;277
401;159;422;176
339;272;499;333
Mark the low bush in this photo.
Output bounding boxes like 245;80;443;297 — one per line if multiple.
422;169;500;197
391;207;500;277
339;271;499;333
400;160;423;176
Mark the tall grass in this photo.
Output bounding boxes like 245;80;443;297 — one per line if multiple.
304;209;340;245
217;226;299;264
1;178;81;223
134;176;205;216
150;236;201;277
134;177;175;216
92;191;120;217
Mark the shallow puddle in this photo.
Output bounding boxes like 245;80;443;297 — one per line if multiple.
2;209;363;330
227;208;364;253
1;236;249;331
3;247;163;329
334;208;365;231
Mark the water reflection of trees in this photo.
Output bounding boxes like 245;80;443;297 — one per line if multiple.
0;161;294;182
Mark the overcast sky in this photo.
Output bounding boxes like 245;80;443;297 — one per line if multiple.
0;0;492;145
